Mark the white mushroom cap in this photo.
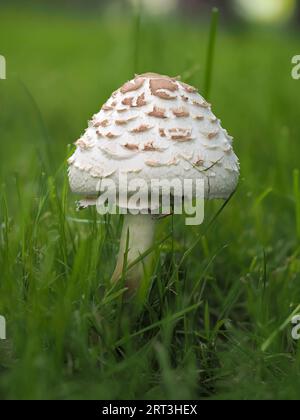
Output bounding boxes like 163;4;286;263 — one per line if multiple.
68;73;240;208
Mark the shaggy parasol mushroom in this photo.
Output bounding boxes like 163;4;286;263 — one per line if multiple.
68;73;240;290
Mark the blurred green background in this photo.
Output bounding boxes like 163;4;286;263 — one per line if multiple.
1;0;300;400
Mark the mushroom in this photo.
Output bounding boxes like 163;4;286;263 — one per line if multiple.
68;73;240;291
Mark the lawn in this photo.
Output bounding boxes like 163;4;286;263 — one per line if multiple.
1;6;300;400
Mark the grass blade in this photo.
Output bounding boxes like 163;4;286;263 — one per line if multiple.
133;0;142;75
204;7;219;99
18;78;53;172
114;302;202;347
178;188;237;268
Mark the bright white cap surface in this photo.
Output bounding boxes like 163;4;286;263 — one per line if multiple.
68;73;240;204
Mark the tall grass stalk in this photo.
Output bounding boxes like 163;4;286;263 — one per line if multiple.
204;7;219;99
133;0;142;75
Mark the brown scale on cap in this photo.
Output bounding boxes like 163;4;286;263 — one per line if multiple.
115;119;130;126
94;119;110;128
148;106;167;119
172;107;190;118
90;167;116;179
150;79;178;92
192;101;202;108
130;124;153;134
75;138;92;150
96;130;104;137
145;159;161;167
120;77;145;94
123;167;142;174
194;156;205;167
168;128;193;142
180;81;198;94
122;97;134;107
207;130;219;140
206;131;219;140
150;78;178;100
106;132;120;139
193;115;204;121
193;100;211;109
171;134;193;142
115;116;137;126
123;143;139;151
153;90;177;100
142;141;162;152
102;104;114;112
135;93;147;107
224;144;233;154
145;157;178;168
168;128;189;133
159;128;166;137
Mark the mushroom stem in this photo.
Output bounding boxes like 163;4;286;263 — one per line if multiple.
111;214;156;291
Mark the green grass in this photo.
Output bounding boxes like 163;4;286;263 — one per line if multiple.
1;6;300;400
